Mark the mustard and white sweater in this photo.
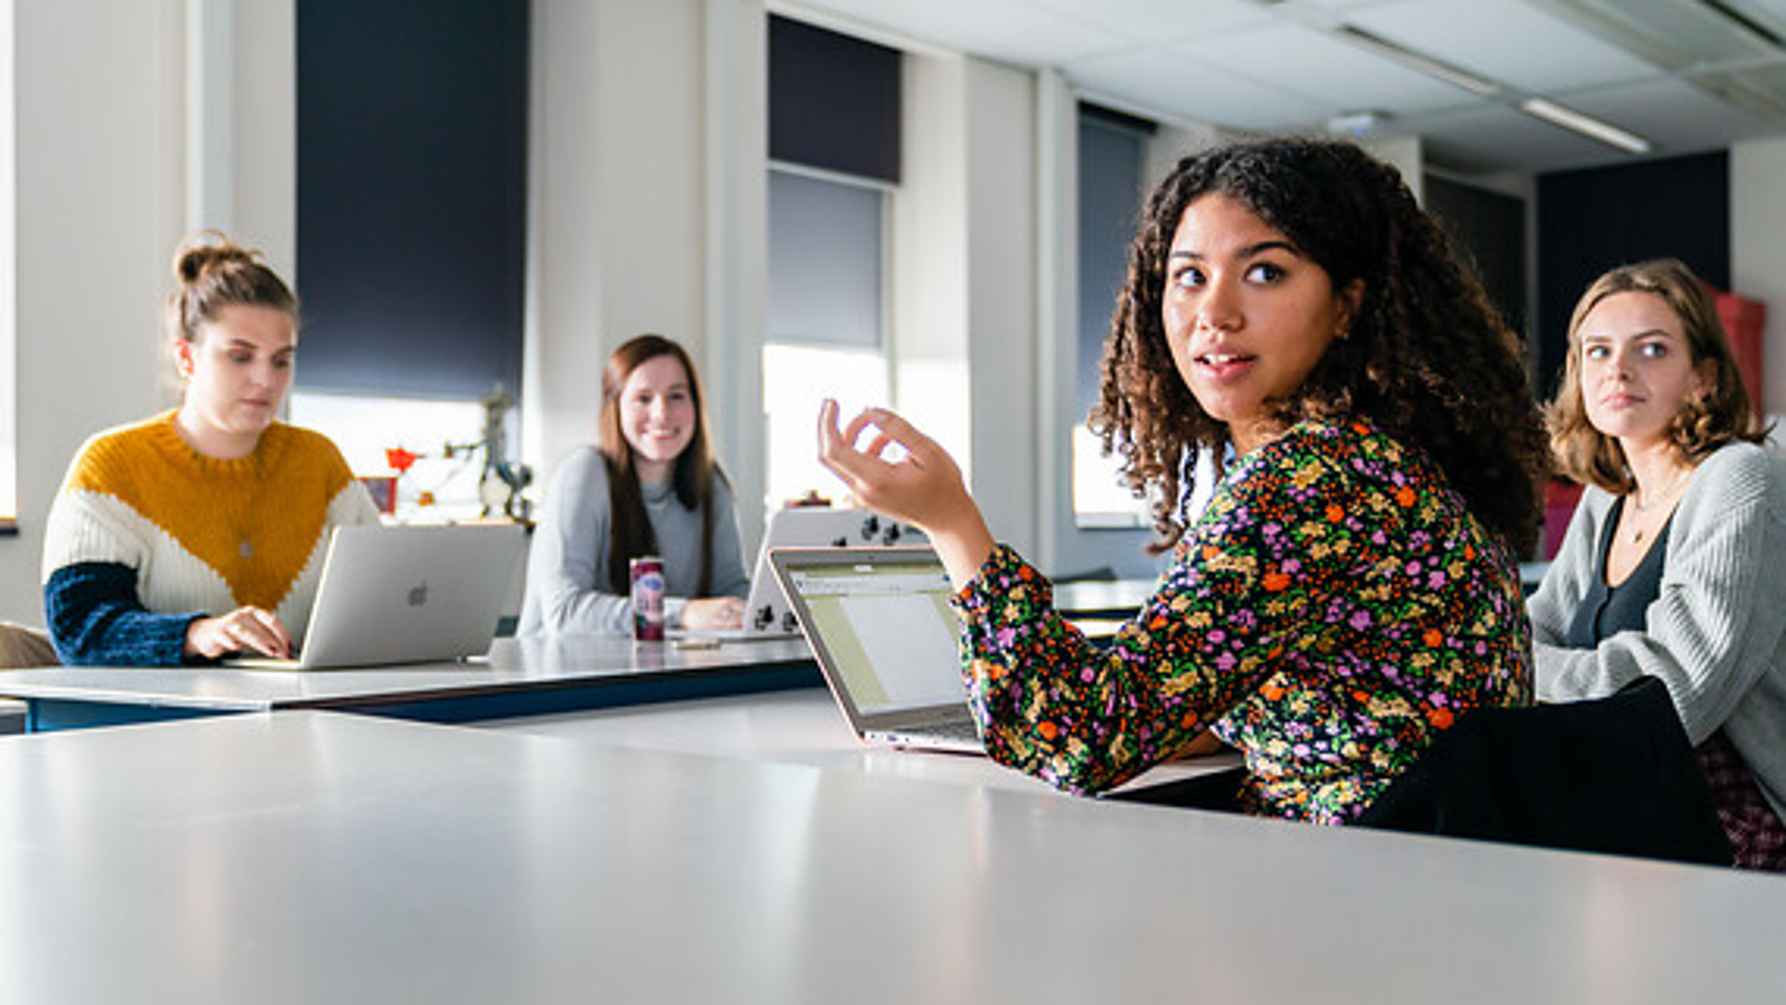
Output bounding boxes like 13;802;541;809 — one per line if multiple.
41;410;379;665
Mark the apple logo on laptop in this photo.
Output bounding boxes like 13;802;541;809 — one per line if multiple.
408;582;429;607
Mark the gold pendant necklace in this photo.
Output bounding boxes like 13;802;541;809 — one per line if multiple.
1628;468;1689;544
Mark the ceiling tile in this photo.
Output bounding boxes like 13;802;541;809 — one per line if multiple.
1032;0;1274;43
1721;0;1786;40
1562;77;1779;155
790;0;1132;66
1413;104;1627;173
1195;23;1480;116
1068;45;1330;132
1346;0;1660;94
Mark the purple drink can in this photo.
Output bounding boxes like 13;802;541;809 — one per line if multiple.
630;555;666;641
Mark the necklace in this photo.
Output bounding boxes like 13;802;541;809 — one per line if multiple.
1627;466;1692;543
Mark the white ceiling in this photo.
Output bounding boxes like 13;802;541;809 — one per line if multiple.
782;0;1786;174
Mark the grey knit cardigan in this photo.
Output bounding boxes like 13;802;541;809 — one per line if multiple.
1528;440;1786;823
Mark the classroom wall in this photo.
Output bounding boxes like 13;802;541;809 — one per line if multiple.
964;58;1039;557
7;4;1786;622
523;0;708;505
888;53;1041;558
1730;135;1786;415
0;0;186;623
890;51;971;487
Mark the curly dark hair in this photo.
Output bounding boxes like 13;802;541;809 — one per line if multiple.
1090;137;1550;556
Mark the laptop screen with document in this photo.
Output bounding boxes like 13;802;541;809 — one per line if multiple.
771;547;966;721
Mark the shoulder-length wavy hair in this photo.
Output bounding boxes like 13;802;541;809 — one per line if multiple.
1547;258;1766;494
597;334;724;595
1090;137;1550;556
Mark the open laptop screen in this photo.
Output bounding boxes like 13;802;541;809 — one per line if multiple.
781;553;963;716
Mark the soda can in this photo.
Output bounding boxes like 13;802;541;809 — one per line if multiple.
630;555;666;641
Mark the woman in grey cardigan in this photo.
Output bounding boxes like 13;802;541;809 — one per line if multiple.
1528;259;1786;869
519;335;749;635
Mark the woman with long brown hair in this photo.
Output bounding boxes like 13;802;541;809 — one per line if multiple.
1530;259;1786;869
818;138;1550;823
520;334;748;635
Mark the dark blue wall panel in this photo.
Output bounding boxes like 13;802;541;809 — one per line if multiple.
1536;151;1728;399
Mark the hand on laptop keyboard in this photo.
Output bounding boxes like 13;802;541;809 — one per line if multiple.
184;606;294;661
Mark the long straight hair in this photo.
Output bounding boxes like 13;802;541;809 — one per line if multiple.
597;334;722;595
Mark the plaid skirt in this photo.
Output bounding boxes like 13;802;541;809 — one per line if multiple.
1695;729;1786;871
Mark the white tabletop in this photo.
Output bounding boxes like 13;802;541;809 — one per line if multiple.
481;686;1244;796
0;710;1779;1003
1052;577;1156;616
0;634;813;712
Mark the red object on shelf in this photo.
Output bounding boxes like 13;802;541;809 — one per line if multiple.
1542;479;1584;561
1714;290;1765;416
384;446;419;474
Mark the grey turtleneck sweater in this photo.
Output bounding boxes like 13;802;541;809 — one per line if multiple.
518;446;748;635
1529;440;1786;823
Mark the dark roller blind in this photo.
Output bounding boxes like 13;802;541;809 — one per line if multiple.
769;15;900;183
295;1;528;400
1425;174;1527;341
1078;110;1147;420
1536;151;1728;399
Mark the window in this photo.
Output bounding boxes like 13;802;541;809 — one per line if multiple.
763;166;891;508
763;16;900;511
1073;107;1152;528
288;392;496;522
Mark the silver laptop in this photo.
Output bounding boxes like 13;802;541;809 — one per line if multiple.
768;545;982;754
675;507;927;642
227;525;525;670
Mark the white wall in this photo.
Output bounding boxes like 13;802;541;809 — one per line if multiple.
702;0;768;559
1362;134;1424;206
0;0;14;525
1731;136;1786;415
0;0;188;621
523;0;710;505
891;52;970;476
964;58;1038;556
887;53;1043;558
1038;110;1237;580
522;0;770;552
232;0;295;284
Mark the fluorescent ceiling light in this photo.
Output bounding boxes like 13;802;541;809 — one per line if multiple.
1334;26;1501;97
1519;97;1653;154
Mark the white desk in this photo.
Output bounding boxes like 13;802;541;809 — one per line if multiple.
1053;577;1156;618
0;634;816;731
481;686;1244;797
0;710;1779;1003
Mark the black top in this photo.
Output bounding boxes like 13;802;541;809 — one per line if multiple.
1563;495;1673;648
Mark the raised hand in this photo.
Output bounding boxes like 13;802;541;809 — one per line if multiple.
816;399;996;588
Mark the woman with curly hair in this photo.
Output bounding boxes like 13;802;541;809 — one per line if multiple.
817;138;1549;823
1529;259;1786;869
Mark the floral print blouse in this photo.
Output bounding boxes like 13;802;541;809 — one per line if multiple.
951;416;1532;824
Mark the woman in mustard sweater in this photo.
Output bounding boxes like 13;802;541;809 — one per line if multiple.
41;233;378;665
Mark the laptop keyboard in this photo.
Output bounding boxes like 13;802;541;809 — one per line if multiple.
915;719;983;744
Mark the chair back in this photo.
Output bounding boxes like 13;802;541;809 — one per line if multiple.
1360;677;1732;866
